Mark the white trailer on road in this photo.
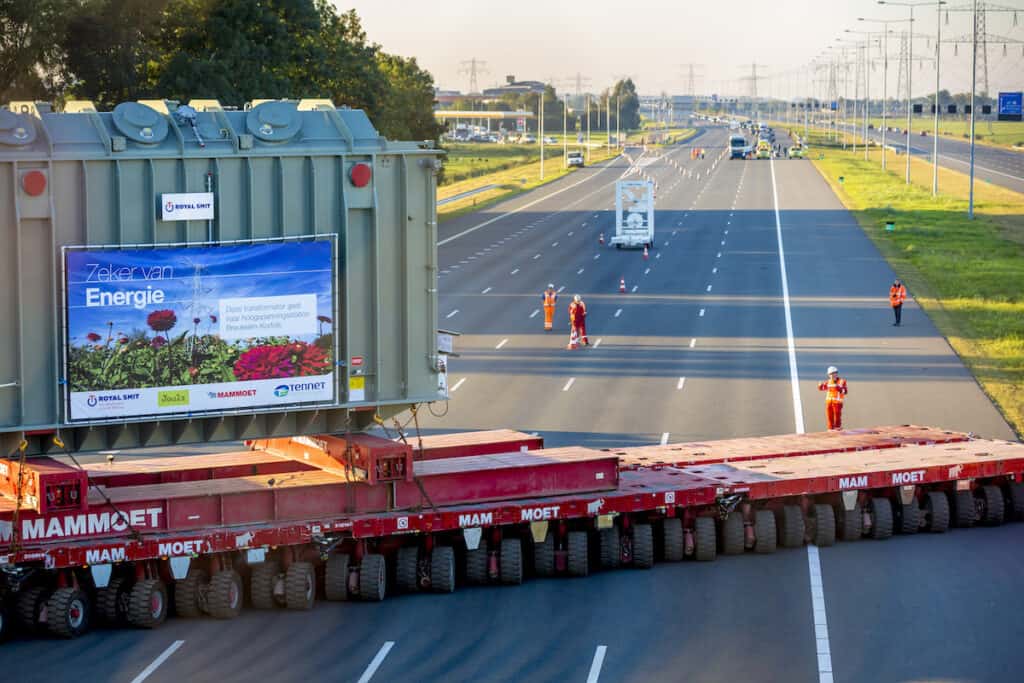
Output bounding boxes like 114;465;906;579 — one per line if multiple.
612;179;655;249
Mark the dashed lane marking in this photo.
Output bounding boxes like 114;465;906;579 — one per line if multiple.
614;308;622;318
450;378;466;392
557;285;565;293
534;254;542;260
356;641;396;683
631;285;638;293
510;268;519;275
677;377;686;390
593;338;602;348
689;338;696;348
660;432;670;445
130;640;185;683
594;253;600;260
577;268;585;275
644;268;651;275
563;377;576;392
699;308;705;317
712;267;718;274
706;285;712;292
586;645;608;683
529;309;539;318
446;310;459;319
495;338;508;350
481;287;492;294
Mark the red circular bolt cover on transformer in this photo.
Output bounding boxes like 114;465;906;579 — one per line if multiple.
22;170;47;196
349;162;372;187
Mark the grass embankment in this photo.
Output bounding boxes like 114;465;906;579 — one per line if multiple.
798;127;1024;436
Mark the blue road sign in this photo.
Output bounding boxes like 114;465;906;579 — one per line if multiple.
998;92;1022;121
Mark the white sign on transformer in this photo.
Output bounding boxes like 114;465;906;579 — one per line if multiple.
161;192;215;221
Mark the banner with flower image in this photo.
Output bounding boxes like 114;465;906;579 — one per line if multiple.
64;240;336;421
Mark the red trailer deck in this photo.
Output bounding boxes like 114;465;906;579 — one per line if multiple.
0;426;1021;641
410;429;544;460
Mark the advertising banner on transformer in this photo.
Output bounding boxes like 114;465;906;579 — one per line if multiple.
64;240;336;422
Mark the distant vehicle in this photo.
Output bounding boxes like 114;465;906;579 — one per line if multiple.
756;140;772;159
729;134;747;159
521;134;537;143
612;180;655;249
543;136;558;144
868;124;875;130
566;151;584;167
787;144;805;159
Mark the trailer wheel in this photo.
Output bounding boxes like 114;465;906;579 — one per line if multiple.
633;524;654;569
325;554;350;601
500;538;523;585
206;571;242;619
754;509;777;554
96;576;130;625
431;546;456;593
0;600;9;642
249;562;279;609
721;512;745;555
780;505;806;548
978;485;1005;525
465;545;489;585
46;587;90;638
599;527;621;569
694;517;716;561
174;569;208;617
662;518;684;562
285;562;316;610
1003;482;1024;520
812;504;836;547
16;586;49;633
358;554;387;602
952;490;977;527
869;498;894;540
534;533;556;577
838;506;863;541
898;503;921;534
128;579;168;628
396;546;420;593
924;491;950;532
567;531;589;577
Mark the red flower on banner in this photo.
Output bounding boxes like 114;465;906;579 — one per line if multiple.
232;341;329;380
86;332;102;342
151;336;167;349
147;309;177;332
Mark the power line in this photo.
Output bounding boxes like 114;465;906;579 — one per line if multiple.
458;58;489;95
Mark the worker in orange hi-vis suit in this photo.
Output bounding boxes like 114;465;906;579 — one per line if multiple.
817;366;849;430
542;284;558;331
569;295;589;346
889;278;907;327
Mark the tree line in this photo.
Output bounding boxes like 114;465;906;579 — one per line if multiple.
1;0;442;141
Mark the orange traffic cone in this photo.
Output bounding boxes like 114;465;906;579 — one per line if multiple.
619;277;626;293
567;327;579;350
643;246;649;260
599;232;605;245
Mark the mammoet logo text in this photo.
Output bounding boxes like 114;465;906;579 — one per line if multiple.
20;508;163;540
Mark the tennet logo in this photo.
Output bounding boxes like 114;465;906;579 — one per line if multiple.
274;381;326;398
274;385;289;398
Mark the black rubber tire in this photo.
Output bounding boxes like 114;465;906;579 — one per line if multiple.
924;491;950;532
0;600;9;642
898;503;921;534
430;546;456;593
285;562;316;610
869;498;894;540
174;569;208;618
721;512;745;555
249;562;278;609
754;509;777;554
780;505;805;548
358;554;386;602
46;587;90;638
1003;482;1024;520
206;571;242;619
465;545;489;585
567;531;589;577
633;524;654;569
95;576;130;625
599;526;621;569
953;489;977;527
128;579;169;628
662;518;684;562
978;485;1005;526
812;504;836;547
16;586;49;633
396;546;420;593
694;516;716;561
499;537;523;585
534;533;556;577
324;554;350;601
838;506;863;541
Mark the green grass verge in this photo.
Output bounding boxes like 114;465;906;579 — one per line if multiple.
799;127;1024;437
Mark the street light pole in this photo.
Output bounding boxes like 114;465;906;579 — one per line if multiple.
616;94;621;149
932;2;942;195
563;93;568;167
539;90;545;180
586;94;591;164
906;9;914;183
968;0;977;219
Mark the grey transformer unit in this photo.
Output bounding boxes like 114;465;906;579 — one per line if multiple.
0;99;445;453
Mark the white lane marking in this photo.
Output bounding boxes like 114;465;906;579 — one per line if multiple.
689;338;696;348
459;260;468;264
481;287;492;294
534;254;542;260
131;640;185;683
510;268;519;275
699;308;705;317
716;252;721;258
706;285;712;292
677;376;686;390
712;267;718;274
557;285;565;293
446;310;459;319
563;377;576;391
656;253;661;259
721;240;726;246
593;338;602;348
594;253;600;260
808;547;833;683
495;338;508;350
529;309;539;319
644;268;651;275
660;432;670;445
724;230;729;235
614;308;622;318
586;645;608;683
577;268;585;275
357;641;396;683
552;242;559;247
937;153;1023;181
631;285;638;293
450;378;467;393
568;231;574;236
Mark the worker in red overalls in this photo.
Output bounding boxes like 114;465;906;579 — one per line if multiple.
818;366;848;430
542;284;558;331
569;295;588;347
889;278;907;327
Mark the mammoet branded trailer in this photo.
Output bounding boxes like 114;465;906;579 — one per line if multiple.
611;180;654;249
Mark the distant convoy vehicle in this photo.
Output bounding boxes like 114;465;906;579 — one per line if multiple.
788;144;805;159
612;179;655;248
566;150;584;167
756;139;772;159
729;134;748;159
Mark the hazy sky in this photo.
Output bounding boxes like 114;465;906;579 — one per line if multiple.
342;1;1024;98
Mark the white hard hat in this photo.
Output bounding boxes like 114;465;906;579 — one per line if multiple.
573;294;581;302
827;366;838;375
548;284;555;289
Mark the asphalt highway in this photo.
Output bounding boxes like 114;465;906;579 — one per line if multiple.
3;125;1020;683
